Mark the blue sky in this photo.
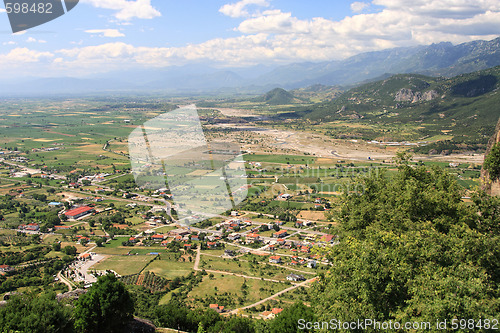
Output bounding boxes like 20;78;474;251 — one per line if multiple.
0;0;499;78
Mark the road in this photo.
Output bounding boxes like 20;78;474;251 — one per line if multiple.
57;271;75;292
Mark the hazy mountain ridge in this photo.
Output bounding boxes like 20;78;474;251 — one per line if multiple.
0;37;499;96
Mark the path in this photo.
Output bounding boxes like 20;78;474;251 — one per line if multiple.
57;271;75;291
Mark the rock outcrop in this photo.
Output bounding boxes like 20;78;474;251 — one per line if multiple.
394;89;439;103
481;117;500;196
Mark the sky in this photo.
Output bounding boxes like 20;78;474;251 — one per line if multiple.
0;0;499;78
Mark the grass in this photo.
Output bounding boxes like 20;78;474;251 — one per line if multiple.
90;255;153;275
143;256;194;279
188;272;285;308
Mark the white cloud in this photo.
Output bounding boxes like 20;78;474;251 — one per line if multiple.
351;2;370;13
3;41;17;45
26;37;47;43
85;29;125;38
81;0;161;20
0;48;53;64
219;0;269;18
1;0;500;77
0;8;6;13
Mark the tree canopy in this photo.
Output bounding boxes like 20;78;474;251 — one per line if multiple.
312;155;500;324
74;274;134;333
484;142;500;181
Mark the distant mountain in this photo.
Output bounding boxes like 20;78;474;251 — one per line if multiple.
293;65;500;150
253;37;500;88
0;37;499;96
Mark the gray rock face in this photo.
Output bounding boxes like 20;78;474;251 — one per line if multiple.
394;88;439;103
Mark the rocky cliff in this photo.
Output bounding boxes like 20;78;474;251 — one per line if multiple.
394;88;439;103
481;117;500;196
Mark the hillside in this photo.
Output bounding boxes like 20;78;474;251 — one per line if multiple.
255;88;300;105
292;66;500;151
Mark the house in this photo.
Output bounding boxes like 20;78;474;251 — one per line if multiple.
261;308;284;320
224;250;235;257
272;308;283;315
287;273;305;282
161;240;169;246
209;304;225;313
26;223;40;231
269;256;281;264
273;230;288;238
190;235;200;242
48;202;62;207
129;237;137;243
231;211;239;216
184;244;192;249
276;238;286;245
94;197;103;202
295;221;303;228
151;234;165;241
320;234;335;244
246;233;261;242
268;244;276;252
278;193;292;200
228;233;241;241
64;206;94;219
307;260;317;268
300;246;311;253
170;229;190;237
79;253;92;261
0;265;13;274
207;241;217;249
54;225;71;230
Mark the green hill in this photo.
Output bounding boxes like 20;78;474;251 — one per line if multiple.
257;88;298;105
293;66;500;152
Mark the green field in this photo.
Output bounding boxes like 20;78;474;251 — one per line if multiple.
90;255;153;275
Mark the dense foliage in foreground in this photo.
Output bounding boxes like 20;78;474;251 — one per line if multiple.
311;153;500;328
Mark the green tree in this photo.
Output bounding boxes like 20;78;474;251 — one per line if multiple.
484;142;500;181
311;160;500;325
0;292;73;333
269;302;315;333
74;274;134;333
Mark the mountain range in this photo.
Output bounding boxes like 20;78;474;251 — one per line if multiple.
0;37;499;96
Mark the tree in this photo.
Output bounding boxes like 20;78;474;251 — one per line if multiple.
311;160;500;324
62;245;77;256
0;292;73;332
74;274;134;333
269;302;315;333
484;142;500;181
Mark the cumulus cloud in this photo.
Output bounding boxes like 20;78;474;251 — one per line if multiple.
219;0;269;18
0;48;53;64
26;37;47;43
351;2;370;13
2;0;500;77
81;0;161;20
85;29;125;38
